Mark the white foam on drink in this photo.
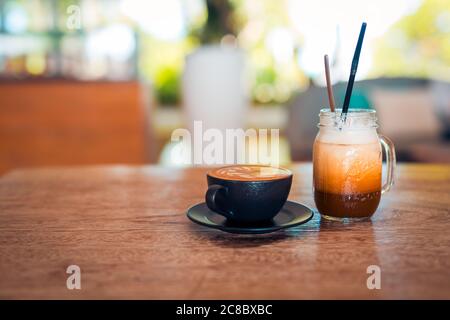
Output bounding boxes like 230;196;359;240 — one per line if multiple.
211;165;290;181
317;127;379;145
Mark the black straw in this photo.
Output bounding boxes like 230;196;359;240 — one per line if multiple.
341;22;367;119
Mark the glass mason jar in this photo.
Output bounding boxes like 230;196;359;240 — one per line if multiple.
313;109;396;221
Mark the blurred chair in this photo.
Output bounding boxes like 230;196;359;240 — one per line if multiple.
287;78;450;163
0;80;155;174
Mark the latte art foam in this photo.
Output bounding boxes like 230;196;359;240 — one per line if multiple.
209;165;291;181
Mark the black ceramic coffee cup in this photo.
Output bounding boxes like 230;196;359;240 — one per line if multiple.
205;165;293;223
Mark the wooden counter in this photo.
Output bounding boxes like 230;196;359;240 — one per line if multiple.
0;164;449;299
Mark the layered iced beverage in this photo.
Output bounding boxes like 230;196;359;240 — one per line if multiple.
313;109;395;220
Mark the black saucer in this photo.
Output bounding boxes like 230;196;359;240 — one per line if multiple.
187;201;314;234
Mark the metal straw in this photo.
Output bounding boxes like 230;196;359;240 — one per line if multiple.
324;54;336;112
341;22;367;121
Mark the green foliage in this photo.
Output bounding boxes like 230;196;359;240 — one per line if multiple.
255;67;277;85
139;36;196;106
154;67;180;105
190;0;240;44
372;0;450;80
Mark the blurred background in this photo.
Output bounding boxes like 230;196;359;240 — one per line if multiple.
0;0;449;174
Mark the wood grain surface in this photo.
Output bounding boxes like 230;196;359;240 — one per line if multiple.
0;163;449;299
0;81;153;174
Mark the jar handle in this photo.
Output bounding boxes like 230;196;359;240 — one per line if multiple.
379;135;396;194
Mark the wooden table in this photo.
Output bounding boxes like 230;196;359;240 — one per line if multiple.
0;164;449;299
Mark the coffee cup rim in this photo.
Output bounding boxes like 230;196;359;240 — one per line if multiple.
207;164;293;182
